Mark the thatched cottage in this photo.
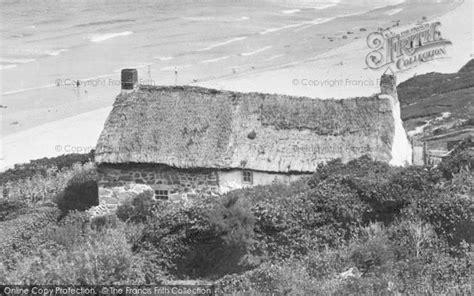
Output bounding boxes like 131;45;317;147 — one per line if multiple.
95;69;411;204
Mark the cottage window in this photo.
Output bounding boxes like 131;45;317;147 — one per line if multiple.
242;170;253;184
154;190;169;200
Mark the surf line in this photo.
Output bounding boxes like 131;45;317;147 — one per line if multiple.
197;37;247;51
240;46;272;56
200;56;230;64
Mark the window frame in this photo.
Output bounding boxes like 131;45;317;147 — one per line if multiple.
242;170;253;184
154;189;169;200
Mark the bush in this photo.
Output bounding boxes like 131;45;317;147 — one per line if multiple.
90;214;120;231
216;261;321;295
211;195;255;250
45;211;90;249
404;193;473;245
386;220;439;261
2;166;75;204
1;210;148;285
308;157;412;225
2;155;472;291
0;206;61;270
390;245;472;294
305;247;350;279
349;237;394;273
3;227;146;285
438;139;473;179
54;163;98;214
0;151;95;185
308;156;393;188
116;190;156;223
136;194;257;279
390;166;441;191
0;199;28;221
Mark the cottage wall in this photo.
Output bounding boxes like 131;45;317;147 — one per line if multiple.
97;163;219;209
96;163;310;211
412;146;425;166
218;170;309;193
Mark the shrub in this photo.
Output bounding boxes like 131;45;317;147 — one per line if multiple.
2;210;148;285
404;193;473;245
307;157;415;225
297;176;368;243
305;247;350;279
54;163;98;214
386;220;439;261
211;195;255;250
90;214;120;231
438;139;473;179
216;257;353;295
335;273;396;295
2;166;74;203
0;199;28;221
349;237;394;273
136;194;257;279
223;178;309;205
116;190;155;223
0;151;95;185
2;155;472;291
391;245;472;294
45;211;90;249
216;261;320;295
308;156;393;188
3;227;146;285
0;206;61;270
390;166;441;191
246;174;371;261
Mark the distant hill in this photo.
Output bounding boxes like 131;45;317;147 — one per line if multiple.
398;59;474;134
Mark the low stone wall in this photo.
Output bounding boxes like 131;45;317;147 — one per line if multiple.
95;163;219;214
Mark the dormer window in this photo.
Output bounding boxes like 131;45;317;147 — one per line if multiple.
242;170;253;184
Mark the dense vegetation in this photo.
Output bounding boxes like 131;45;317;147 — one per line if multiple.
0;147;472;294
0;150;95;185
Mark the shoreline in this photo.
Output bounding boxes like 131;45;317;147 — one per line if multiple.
197;0;470;97
1;0;459;137
0;107;112;171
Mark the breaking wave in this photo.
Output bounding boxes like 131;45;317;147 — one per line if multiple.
89;31;133;42
198;37;247;51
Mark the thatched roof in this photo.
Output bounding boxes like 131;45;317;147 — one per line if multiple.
95;85;395;173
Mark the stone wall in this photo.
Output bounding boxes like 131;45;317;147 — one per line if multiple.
96;163;219;212
94;163;308;216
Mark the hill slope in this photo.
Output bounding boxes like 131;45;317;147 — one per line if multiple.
398;59;474;136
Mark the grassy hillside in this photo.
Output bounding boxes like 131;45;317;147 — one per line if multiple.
398;59;474;134
0;149;472;294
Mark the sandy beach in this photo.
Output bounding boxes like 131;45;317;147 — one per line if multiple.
198;0;472;97
0;107;112;170
1;0;471;171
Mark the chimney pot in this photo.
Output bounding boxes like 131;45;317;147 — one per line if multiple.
380;69;397;97
121;69;138;90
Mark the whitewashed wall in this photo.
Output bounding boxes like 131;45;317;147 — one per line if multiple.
218;169;309;193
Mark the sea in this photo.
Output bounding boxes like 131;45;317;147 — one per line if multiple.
1;0;408;135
